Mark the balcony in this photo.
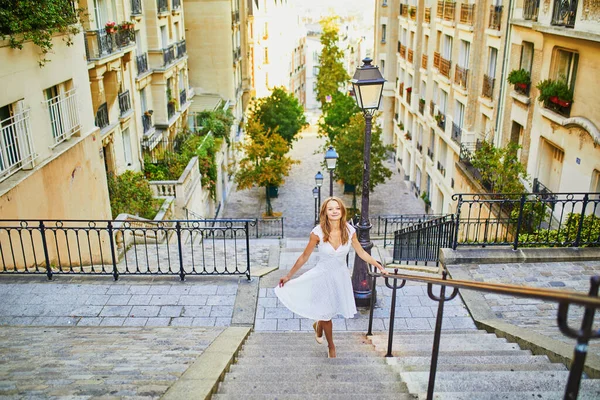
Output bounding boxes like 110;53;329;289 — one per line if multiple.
167;102;176;120
232;10;240;24
523;0;539;21
406;88;412;104
425;7;431;23
157;0;168;13
45;88;81;146
416;143;423;153
142;113;153;134
551;0;577;28
436;1;444;19
408;6;417;21
399;44;406;59
439;56;452;79
0;109;35;182
172;0;181;10
429;101;435;117
131;0;142;15
427;147;434;159
460;4;475;25
533;178;558;202
454;65;468;89
85;29;134;61
433;52;440;70
489;5;503;30
451;122;462;144
437;161;446;176
180;89;187;106
435;112;446;130
421;54;428;70
95;102;109;130
118;90;132;117
407;49;414;64
543;98;572;118
482;74;495;99
418;99;425;115
163;45;175;67
233;47;241;62
399;82;404;97
176;39;186;58
136;53;149;75
443;1;456;21
400;4;408;18
514;82;531;97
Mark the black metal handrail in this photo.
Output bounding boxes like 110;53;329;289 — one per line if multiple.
551;0;577;28
131;0;142;15
375;214;443;247
0;219;254;280
163;45;175;66
136;53;149;75
118;90;131;116
451;122;462;144
95;102;109;129
142;113;153;133
185;210;285;238
179;89;187;106
176;39;186;58
392;215;456;265
523;0;539;20
366;265;600;400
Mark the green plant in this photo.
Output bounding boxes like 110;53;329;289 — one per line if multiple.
518;213;600;247
471;141;528;194
195;108;234;143
420;191;431;205
419;98;426;105
398;122;405;130
507;69;531;85
0;0;83;66
536;77;573;104
404;131;412;140
107;171;161;220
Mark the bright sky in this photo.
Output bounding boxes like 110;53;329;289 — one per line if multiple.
295;0;375;25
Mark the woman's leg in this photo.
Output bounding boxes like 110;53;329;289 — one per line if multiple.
321;320;336;358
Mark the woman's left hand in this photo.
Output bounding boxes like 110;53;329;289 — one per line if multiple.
374;263;388;275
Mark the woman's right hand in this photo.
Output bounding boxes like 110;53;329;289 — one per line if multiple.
279;276;290;287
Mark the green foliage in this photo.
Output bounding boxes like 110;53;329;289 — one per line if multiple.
518;213;600;247
420;191;431;205
317;92;360;143
249;87;307;146
235;120;299;216
316;16;350;111
471;141;528;194
507;69;531;85
536;76;573;104
333;114;393;194
107;171;161;220
195;108;234;143
0;0;82;66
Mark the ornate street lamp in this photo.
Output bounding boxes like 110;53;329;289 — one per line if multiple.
324;146;338;197
349;57;385;307
315;171;323;222
312;186;319;225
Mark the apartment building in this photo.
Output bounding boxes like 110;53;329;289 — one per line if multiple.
375;1;510;213
496;0;600;199
305;24;323;110
0;9;111;219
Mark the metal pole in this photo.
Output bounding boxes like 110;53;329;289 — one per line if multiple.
317;186;321;222
314;197;318;225
351;112;374;307
329;169;334;197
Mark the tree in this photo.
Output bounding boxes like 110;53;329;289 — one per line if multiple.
249;87;307;146
318;91;360;143
333;114;393;209
471;141;528;195
315;16;350;111
235;120;299;216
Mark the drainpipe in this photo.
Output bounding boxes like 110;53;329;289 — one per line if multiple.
495;0;515;148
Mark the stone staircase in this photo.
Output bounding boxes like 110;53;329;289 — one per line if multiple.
371;330;600;399
212;332;416;399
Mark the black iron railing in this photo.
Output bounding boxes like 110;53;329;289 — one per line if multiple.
177;39;186;58
179;89;187;106
142;113;153;133
374;214;442;247
131;0;142;15
551;0;577;27
454;65;468;89
185;210;284;238
136;53;149;75
163;45;175;66
453;192;600;250
451;122;462;144
157;0;168;13
95;102;109;129
0;219;254;280
523;0;539;20
392;215;456;265
436;112;446;130
172;0;181;9
114;29;134;48
489;5;503;30
532;177;558;202
118;90;131;116
167;102;176;119
367;266;600;400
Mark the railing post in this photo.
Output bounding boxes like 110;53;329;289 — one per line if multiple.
513;194;527;250
574;193;589;247
383;218;388;248
453;195;462;249
386;270;399;357
245;221;251;280
107;221;119;281
281;217;284;238
367;268;377;336
176;221;185;281
39;221;53;280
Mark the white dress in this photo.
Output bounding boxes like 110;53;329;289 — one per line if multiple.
274;223;358;321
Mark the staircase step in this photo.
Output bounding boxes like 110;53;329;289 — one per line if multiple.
387;350;532;357
370;330;487;336
389;354;555;367
428;390;600;400
242;343;376;352
238;349;381;358
222;370;401;383
392;362;566;372
229;364;393;374
217;381;407;395
233;356;388;366
376;341;522;352
212;394;416;400
370;333;506;344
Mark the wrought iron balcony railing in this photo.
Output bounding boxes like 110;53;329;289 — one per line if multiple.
95;102;109;130
436;0;444;18
425;7;431;23
454;65;468;89
85;29;134;61
532;178;558;202
176;39;186;58
167;102;176;120
232;10;240;24
118;90;132;116
523;0;540;21
551;0;577;28
400;3;408;17
172;0;181;9
136;53;149;75
482;74;495;99
443;1;455;21
418;100;425;115
157;0;168;13
416;143;423;153
163;45;175;66
460;3;475;25
427;147;434;159
407;49;414;64
437;160;446;176
408;6;417;21
0;109;35;183
142;113;153;133
436;112;446;130
400;44;406;59
131;0;142;15
433;51;441;69
439;56;451;79
489;5;503;30
451;122;462;144
422;54;428;69
45;88;81;146
180;89;187;106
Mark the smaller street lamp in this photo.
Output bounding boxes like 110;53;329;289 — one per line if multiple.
312;186;319;225
315;171;323;222
324;146;338;197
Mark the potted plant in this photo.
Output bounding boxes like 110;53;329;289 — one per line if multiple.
105;21;117;34
536;77;573;108
419;98;426;105
405;131;412;140
406;87;412;93
398;122;404;130
507;68;531;90
409;7;416;18
119;21;135;32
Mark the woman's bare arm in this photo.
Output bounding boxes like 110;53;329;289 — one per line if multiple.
350;233;388;274
279;233;320;286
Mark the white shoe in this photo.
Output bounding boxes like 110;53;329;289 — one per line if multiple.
313;321;324;344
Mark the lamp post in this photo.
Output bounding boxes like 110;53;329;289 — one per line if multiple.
324;146;338;197
315;171;323;222
312;187;319;225
349;57;386;307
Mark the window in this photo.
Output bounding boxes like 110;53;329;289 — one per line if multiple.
381;59;385;75
44;81;80;146
520;42;534;72
312;66;319;76
381;24;387;43
429;128;435;156
0;100;34;181
459;40;470;68
552;48;578;89
488;47;498;77
122;127;132;167
160;26;168;49
442;35;452;59
454;101;465;128
439;90;448;113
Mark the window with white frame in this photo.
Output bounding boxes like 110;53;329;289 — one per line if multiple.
0;100;35;181
459;40;470;68
381;24;387;43
454;101;465;128
122;127;132;167
439;90;448;113
44;81;80;146
552;48;578;89
442;35;452;59
520;42;534;72
488;47;498;78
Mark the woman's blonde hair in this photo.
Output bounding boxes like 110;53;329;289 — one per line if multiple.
319;197;349;245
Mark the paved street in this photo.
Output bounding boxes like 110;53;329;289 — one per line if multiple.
223;118;426;237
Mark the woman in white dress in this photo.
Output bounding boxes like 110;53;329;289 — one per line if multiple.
275;197;388;358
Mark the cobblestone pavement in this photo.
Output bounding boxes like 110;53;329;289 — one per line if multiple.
454;261;600;356
0;326;223;399
223;119;425;237
254;239;476;332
